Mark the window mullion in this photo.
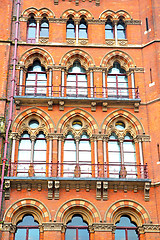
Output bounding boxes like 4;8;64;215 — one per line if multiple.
120;141;124;166
31;137;35;164
76;139;79;165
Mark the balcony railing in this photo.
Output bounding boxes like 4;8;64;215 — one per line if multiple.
10;162;148;179
15;85;140;99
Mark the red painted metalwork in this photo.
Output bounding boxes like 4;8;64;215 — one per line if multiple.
0;0;20;216
10;162;148;179
15;84;140;99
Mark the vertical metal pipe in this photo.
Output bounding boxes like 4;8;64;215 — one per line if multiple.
0;0;20;214
131;72;135;98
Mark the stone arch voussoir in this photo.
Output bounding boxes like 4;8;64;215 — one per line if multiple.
104;199;151;225
57;108;99;134
3;198;51;223
101;109;144;135
12;107;55;133
54;198;101;223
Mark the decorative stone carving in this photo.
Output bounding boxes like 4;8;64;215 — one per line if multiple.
28;164;35;177
91;102;96;111
113;184;117;192
59;101;64;111
93;223;113;231
48;180;53;200
102;102;108;112
144;182;150;201
118;39;128;46
74;165;81;177
37;183;42;191
96;181;101;200
42;222;63;231
136;135;151;142
54;180;60;200
54;0;59;4
27;183;32;191
39;37;49;43
86;184;90;192
124;185;127;193
76;184;80;192
134;185;138;193
15;100;21;110
66;39;75;44
125;20;141;25
16;183;21;191
5;180;10;200
65;183;70;192
79;39;88;45
143;224;160;232
103;182;108;201
105;39;115;46
134;102;140;112
48;100;53;111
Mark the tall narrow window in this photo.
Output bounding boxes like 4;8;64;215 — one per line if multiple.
40;17;49;38
25;60;47;96
67;61;87;97
65;215;89;240
108;130;136;178
115;215;139;240
27;16;36;43
15;215;39;240
34;132;46;176
107;62;128;98
79;18;88;39
108;133;121;178
63;125;91;177
105;19;114;39
117;19;126;39
79;132;91;177
17;132;31;176
63;132;76;177
66;17;75;38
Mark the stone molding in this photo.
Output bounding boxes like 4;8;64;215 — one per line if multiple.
42;222;63;231
92;223;114;232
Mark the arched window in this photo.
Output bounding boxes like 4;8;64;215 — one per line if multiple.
107;62;128;98
115;215;139;240
65;215;89;240
27;15;36;43
67;61;87;97
17;119;47;177
66;17;75;38
15;215;39;240
25;60;47;96
40;17;49;38
105;19;114;39
63;122;91;177
117;19;126;39
79;18;88;39
17;132;31;176
108;121;136;178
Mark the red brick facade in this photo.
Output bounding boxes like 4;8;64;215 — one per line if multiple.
0;0;160;239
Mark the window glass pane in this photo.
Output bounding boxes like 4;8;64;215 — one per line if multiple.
28;229;40;240
17;215;38;226
79;29;87;38
67;29;75;38
28;28;36;39
116;216;137;227
128;230;139;239
29;120;39;128
115;229;125;240
15;229;27;240
105;29;113;39
65;229;76;240
117;30;125;39
78;229;89;240
67;215;88;226
40;28;49;37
